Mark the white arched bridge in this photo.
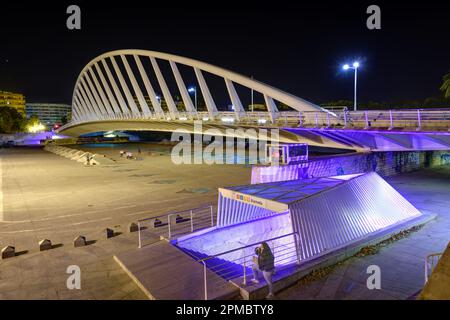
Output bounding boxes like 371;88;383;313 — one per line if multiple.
58;49;450;151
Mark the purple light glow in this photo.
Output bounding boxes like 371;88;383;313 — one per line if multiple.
179;172;423;270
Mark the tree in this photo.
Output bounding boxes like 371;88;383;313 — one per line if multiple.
0;107;27;133
27;115;41;127
440;71;450;98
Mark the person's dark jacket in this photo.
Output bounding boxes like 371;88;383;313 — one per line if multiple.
255;247;275;272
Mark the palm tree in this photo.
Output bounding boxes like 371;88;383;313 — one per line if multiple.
440;71;450;98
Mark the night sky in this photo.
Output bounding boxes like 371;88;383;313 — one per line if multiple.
1;1;449;108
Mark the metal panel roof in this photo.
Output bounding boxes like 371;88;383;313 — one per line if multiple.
220;173;363;205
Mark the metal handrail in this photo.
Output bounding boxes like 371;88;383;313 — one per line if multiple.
199;232;299;300
424;252;443;285
137;204;214;248
198;232;298;262
197;232;300;300
137;204;213;223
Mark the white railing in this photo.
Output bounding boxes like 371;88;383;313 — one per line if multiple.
60;108;450;133
198;232;300;300
137;205;214;248
424;252;443;285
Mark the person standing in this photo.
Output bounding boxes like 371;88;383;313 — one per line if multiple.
251;242;275;299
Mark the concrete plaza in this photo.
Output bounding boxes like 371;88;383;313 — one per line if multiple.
0;145;250;299
0;145;449;299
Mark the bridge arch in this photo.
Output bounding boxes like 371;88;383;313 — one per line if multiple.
70;49;326;124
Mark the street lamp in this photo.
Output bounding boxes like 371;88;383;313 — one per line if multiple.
342;61;360;111
188;86;197;109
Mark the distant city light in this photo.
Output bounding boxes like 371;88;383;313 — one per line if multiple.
188;87;196;93
27;123;46;133
221;117;235;123
202;117;209;121
343;62;360;70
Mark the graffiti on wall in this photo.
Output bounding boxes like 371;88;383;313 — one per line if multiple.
441;153;450;165
252;150;450;184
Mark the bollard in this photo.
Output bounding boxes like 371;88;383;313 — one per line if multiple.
73;235;87;247
39;239;52;251
128;222;139;233
1;246;15;259
152;218;162;228
105;228;115;239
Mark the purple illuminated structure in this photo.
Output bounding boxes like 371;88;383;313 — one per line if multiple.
177;172;423;267
284;127;450;152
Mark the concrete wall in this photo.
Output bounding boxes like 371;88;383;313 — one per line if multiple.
251;150;450;184
420;242;450;300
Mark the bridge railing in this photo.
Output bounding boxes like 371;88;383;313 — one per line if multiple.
60;108;450;132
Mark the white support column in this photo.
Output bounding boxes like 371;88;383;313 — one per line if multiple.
74;98;88;119
72;95;82;118
71;103;80;121
78;83;101;118
364;110;369;129
83;71;108;115
169;61;196;117
110;56;140;115
149;56;179;119
88;66;115;115
225;78;245;120
120;55;152;117
74;94;88;118
74;91;89;118
194;67;218;119
94;62;121;114
417;109;422;131
101;59;129;114
72;106;82;122
133;55;164;118
263;94;279;123
80;77;103;116
79;79;96;114
389;110;394;130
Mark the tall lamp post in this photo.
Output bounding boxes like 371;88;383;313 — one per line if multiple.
251;75;254;112
342;62;360;111
188;86;197;110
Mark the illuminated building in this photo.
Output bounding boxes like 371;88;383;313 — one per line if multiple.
25;103;71;128
0;91;26;115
